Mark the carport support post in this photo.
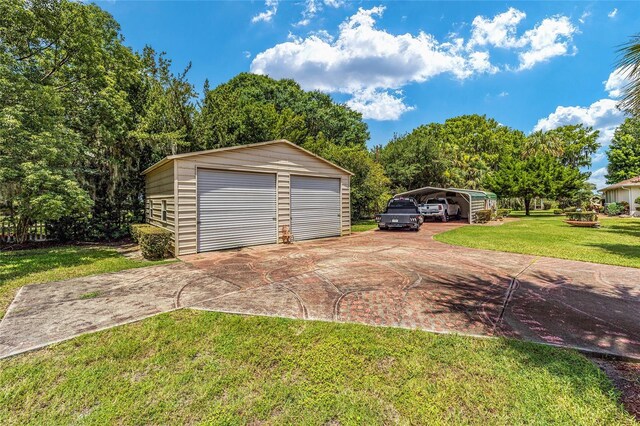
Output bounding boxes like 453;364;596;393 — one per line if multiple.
460;193;472;224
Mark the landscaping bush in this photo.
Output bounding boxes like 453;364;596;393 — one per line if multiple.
605;203;623;216
476;210;492;223
496;209;511;218
563;207;577;213
138;226;171;260
553;209;564;215
130;223;153;243
565;212;598;222
619;201;630;214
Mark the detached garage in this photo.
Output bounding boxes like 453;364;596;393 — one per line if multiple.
142;140;352;256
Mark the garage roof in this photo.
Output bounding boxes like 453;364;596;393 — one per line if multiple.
395;186;497;201
141;139;354;176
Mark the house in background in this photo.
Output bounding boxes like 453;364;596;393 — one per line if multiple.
600;176;640;215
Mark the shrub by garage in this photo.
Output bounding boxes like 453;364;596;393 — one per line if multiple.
476;209;493;223
130;223;153;243
496;209;511;219
138;226;171;260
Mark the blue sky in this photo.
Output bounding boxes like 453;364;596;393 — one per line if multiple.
97;1;636;188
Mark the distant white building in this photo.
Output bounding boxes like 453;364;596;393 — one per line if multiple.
600;176;640;214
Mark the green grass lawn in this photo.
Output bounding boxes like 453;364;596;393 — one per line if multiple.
351;219;377;232
434;213;640;268
0;310;635;425
0;246;167;318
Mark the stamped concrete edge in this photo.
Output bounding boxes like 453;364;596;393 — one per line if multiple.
0;286;26;328
187;307;640;362
2;305;638;362
0;307;182;361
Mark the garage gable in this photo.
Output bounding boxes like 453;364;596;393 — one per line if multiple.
142;140;352;177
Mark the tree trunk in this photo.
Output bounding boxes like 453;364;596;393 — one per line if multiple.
524;196;531;216
16;216;30;244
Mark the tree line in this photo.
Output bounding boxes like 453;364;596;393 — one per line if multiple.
1;0;639;243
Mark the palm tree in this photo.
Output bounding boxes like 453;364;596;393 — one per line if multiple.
523;130;564;158
617;34;640;115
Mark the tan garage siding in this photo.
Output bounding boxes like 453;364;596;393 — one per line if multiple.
144;161;176;252
145;140;352;256
341;176;351;235
277;173;291;243
175;162;198;255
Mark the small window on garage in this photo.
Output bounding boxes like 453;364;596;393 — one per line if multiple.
161;200;167;222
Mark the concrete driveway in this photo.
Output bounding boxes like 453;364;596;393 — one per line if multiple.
1;223;639;360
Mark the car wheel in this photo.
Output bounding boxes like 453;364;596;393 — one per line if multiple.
442;213;448;223
455;210;461;220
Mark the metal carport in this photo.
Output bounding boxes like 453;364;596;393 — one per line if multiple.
394;186;497;224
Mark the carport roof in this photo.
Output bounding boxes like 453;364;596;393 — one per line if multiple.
395;186;497;201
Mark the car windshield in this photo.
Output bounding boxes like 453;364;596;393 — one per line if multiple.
386;199;418;213
426;199;446;204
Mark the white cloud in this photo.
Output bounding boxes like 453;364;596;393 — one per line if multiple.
324;0;344;8
243;51;252;59
534;69;630;187
468;51;499;74
346;89;415;120
589;166;608;190
604;67;630;98
253;6;577;120
498;91;509;97
252;0;278;23
252;6;503;119
469;8;527;49
608;8;618;18
295;0;346;26
295;0;318;26
534;98;624;146
517;15;577;70
469;9;577;70
579;11;591;24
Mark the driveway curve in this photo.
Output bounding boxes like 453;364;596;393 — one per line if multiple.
1;222;639;360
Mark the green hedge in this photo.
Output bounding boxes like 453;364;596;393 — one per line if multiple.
553;209;564;215
563;207;578;213
565;212;598;222
605;203;623;216
130;223;153;243
476;209;492;223
496;209;511;218
138;226;172;260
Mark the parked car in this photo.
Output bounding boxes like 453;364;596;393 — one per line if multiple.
419;198;461;222
375;197;423;231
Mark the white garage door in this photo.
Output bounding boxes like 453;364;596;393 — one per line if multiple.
291;176;341;241
197;169;277;252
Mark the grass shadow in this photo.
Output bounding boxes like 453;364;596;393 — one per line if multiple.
600;221;640;238
0;247;118;286
585;242;640;261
